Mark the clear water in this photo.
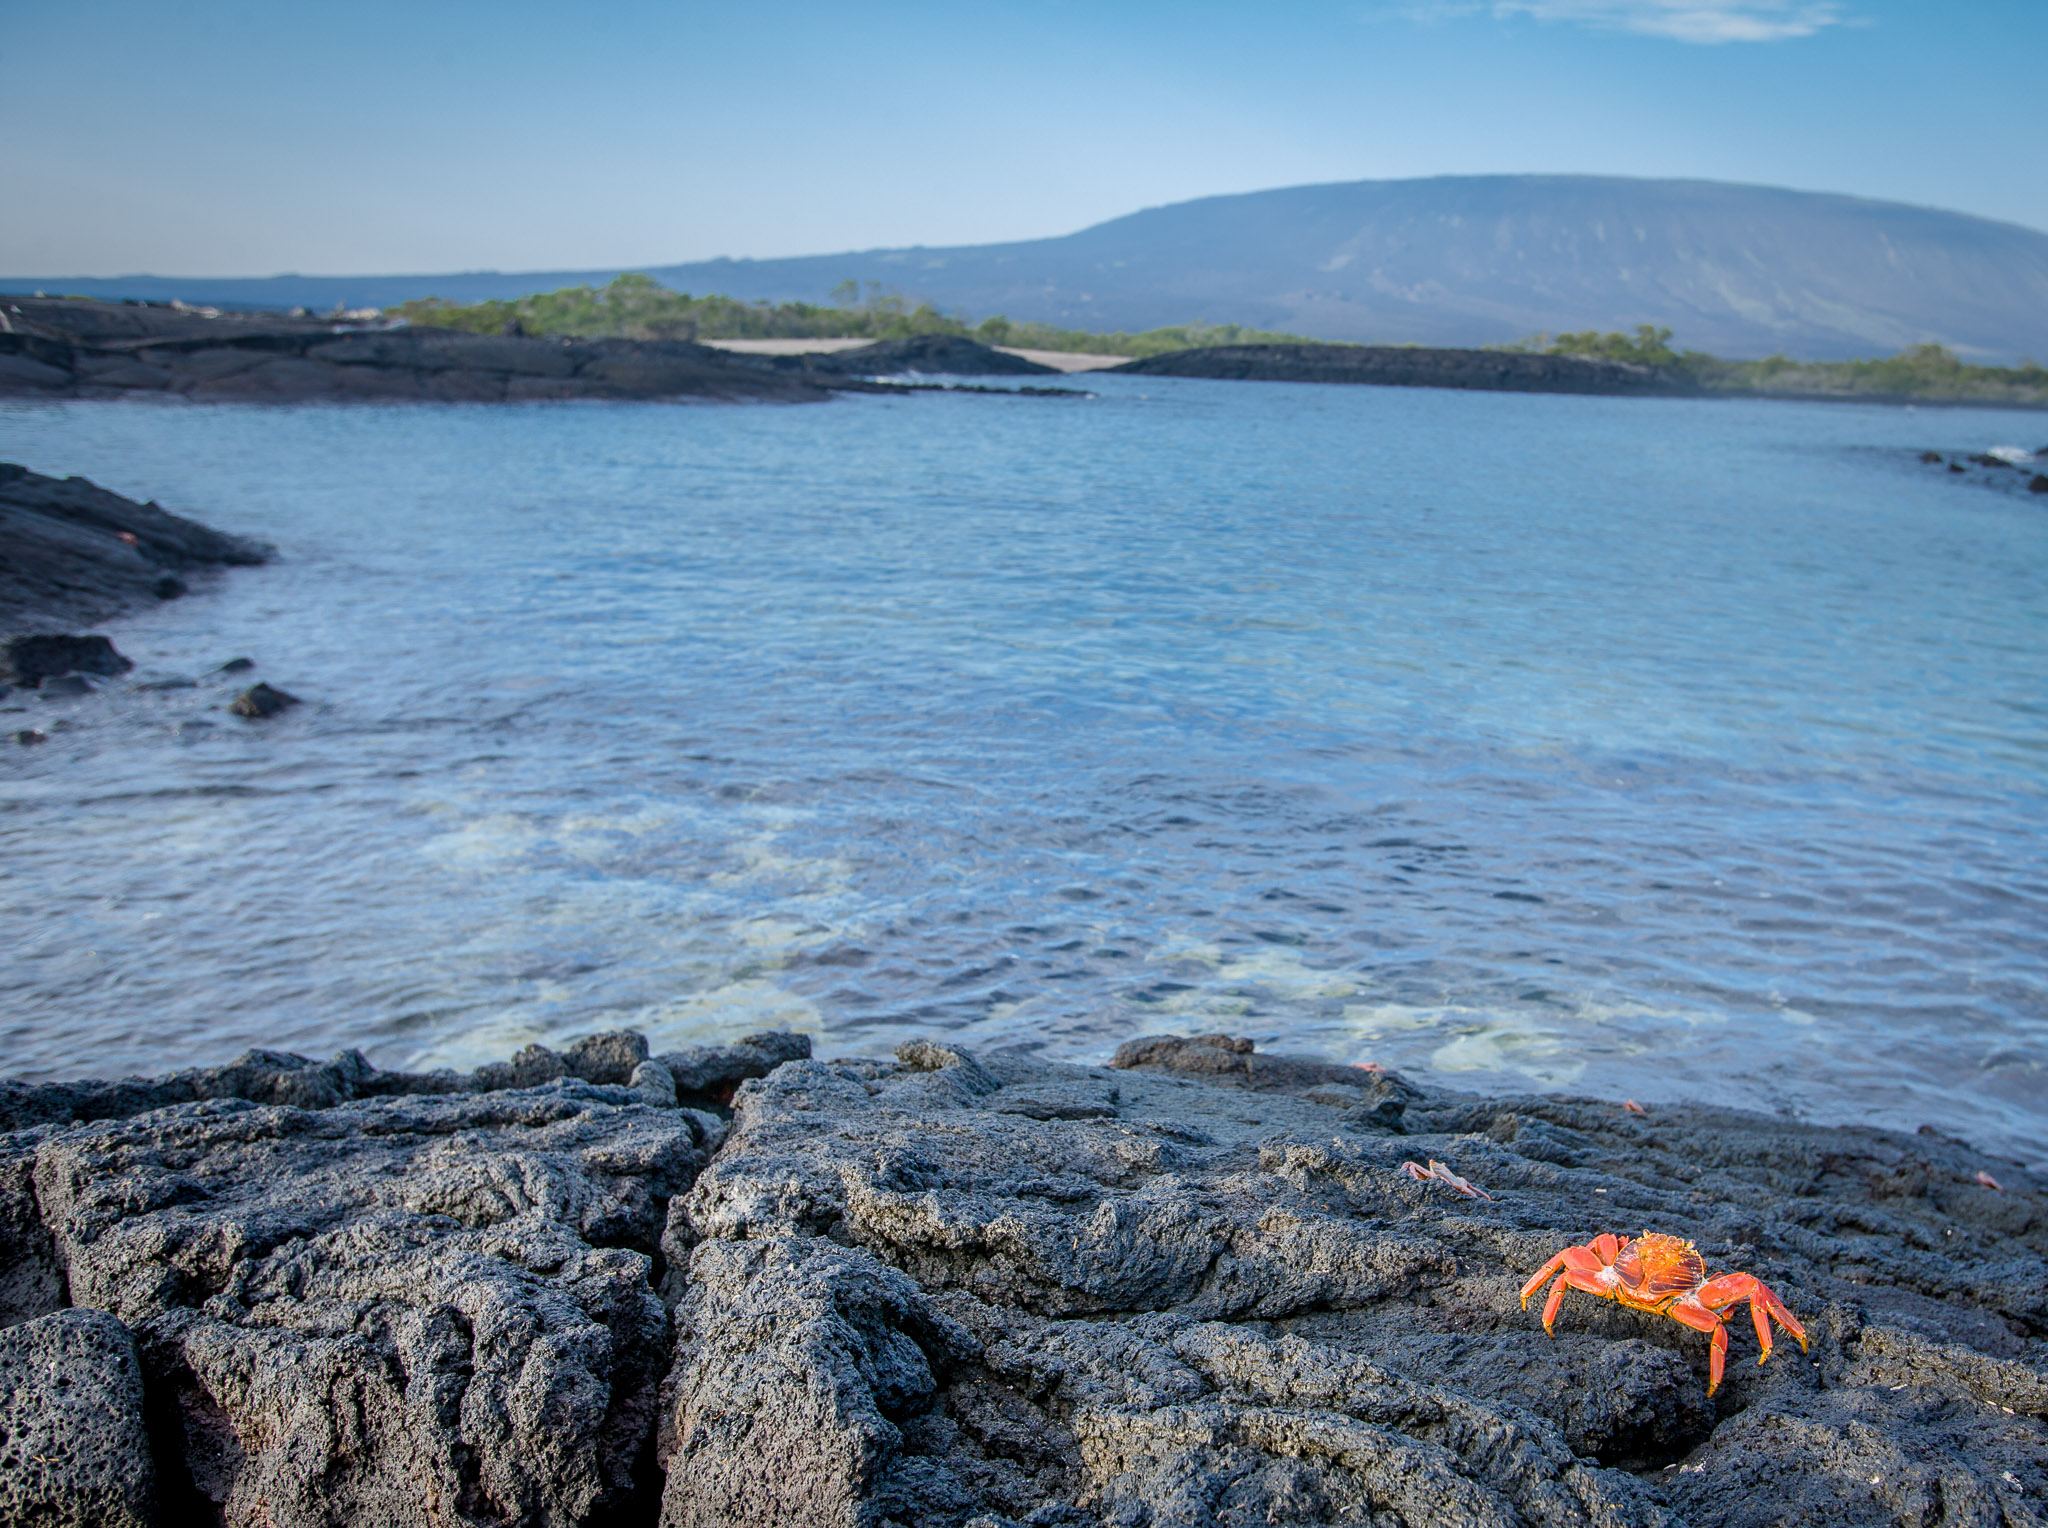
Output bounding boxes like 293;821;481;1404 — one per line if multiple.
4;383;2045;1162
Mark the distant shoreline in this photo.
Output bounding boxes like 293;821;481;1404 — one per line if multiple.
701;336;1130;373
7;295;2045;410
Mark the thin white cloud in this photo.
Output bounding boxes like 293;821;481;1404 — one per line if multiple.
1392;0;1849;43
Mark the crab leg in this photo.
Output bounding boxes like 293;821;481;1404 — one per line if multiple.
1520;1251;1573;1310
1524;1244;1611;1333
1543;1264;1614;1333
1667;1297;1730;1393
1696;1273;1808;1364
1542;1272;1571;1330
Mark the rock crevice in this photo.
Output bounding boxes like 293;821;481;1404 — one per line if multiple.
2;1028;2042;1527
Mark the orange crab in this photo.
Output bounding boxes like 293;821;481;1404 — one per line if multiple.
1520;1231;1807;1395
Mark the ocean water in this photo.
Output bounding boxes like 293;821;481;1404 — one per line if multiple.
4;380;2045;1162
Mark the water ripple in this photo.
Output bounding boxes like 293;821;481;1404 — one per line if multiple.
2;384;2044;1160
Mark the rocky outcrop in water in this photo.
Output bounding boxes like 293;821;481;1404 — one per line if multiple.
2;1028;2041;1527
1112;344;1696;397
1;463;272;637
805;334;1060;377
0;295;1027;404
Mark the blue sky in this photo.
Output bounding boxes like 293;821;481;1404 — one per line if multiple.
4;0;2044;277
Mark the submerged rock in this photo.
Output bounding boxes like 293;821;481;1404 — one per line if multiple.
805;334;1060;378
227;680;299;718
1;631;132;687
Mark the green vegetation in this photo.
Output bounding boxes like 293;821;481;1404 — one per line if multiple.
388;275;960;343
388;279;2047;405
1505;325;2048;407
386;274;1320;357
1507;324;1691;368
976;316;1322;358
1695;343;2048;406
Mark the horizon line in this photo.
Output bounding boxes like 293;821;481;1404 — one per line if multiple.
8;170;2046;288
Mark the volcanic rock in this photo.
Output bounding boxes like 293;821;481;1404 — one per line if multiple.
227;681;299;718
0;296;876;406
1;1026;2042;1528
0;463;272;635
1112;343;1696;396
804;334;1059;377
18;1083;715;1527
0;1308;157;1528
1;632;133;686
657;1036;2046;1528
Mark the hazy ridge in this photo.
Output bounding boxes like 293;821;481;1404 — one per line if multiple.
17;176;2048;362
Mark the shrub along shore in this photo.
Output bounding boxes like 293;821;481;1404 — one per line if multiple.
388;278;2048;408
9;283;2044;408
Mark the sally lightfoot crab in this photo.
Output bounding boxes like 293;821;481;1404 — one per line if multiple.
1520;1231;1808;1394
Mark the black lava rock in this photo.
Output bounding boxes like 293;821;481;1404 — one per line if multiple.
0;1027;2040;1528
804;333;1060;377
0;1310;157;1528
227;681;299;718
0;464;271;635
1;632;131;687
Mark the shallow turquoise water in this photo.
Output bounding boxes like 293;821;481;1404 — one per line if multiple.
3;381;2045;1159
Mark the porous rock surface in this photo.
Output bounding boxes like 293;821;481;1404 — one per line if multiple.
1;1027;2043;1528
0;1307;157;1528
15;1085;712;1527
662;1035;2046;1528
0;1026;809;1131
0;1028;809;1527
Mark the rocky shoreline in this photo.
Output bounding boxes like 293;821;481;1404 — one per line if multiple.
1;463;290;739
2;1027;2040;1527
1112;344;1696;397
1;463;273;637
0;297;1057;403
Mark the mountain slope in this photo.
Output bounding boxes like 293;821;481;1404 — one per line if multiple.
18;176;2048;361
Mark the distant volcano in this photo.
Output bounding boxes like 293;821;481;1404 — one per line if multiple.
21;176;2048;361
